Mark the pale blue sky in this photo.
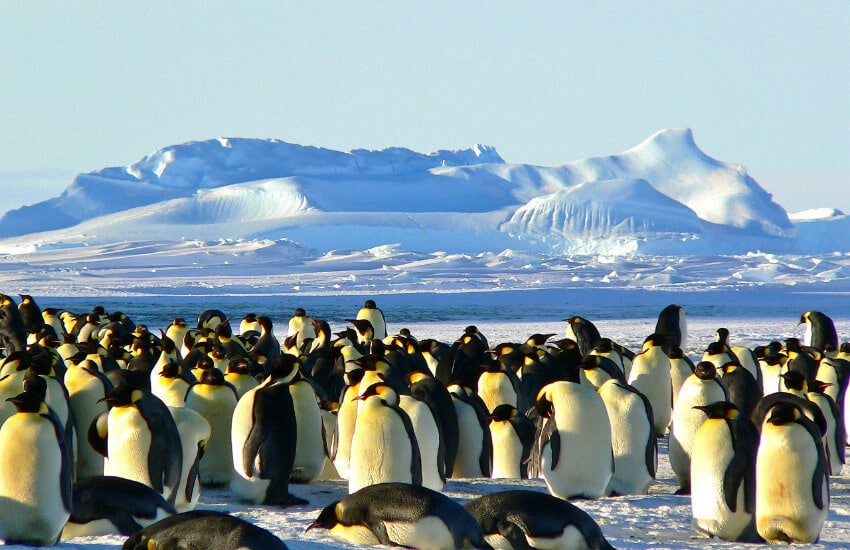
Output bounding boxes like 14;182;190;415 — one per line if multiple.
1;3;848;212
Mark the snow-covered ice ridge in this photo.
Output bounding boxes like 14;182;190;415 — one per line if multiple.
1;128;848;260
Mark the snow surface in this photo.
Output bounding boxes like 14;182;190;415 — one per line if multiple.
3;313;850;549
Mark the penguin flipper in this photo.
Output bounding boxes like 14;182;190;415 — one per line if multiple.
722;452;749;513
184;441;205;504
110;512;144;536
497;520;534;550
538;417;561;470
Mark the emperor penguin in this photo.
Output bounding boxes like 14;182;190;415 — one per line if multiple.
0;390;72;546
288;367;326;484
184;368;239;486
224;355;260;398
0;293;28;353
477;356;522;413
655;304;687;353
532;380;613;499
63;476;176;537
488;404;536;480
308;482;490;550
628;333;673;435
42;307;67;339
17;294;42;332
801;311;838;353
807;379;845;476
197;309;226;331
590;337;632;379
96;384;183;507
230;354;307;506
690;401;761;543
447;382;492;478
668;347;696;408
332;368;365;480
287;308;316;350
250;315;280;368
399;391;446;491
755;401;829;544
349;382;422;493
598;378;657;496
356;299;387;340
669;361;728;493
239;312;261;336
122;510;289;550
563;315;601;357
466;490;615;550
64;357;113;479
408;371;459;479
167;405;211;512
150;361;192;407
165;318;190;352
718;360;762;419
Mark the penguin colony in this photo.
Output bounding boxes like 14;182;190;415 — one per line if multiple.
0;293;847;547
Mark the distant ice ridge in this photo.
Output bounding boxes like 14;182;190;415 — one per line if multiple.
1;128;847;255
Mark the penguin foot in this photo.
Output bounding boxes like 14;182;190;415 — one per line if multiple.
673;487;691;495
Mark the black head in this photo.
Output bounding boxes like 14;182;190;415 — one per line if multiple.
489;404;518;422
293;308;307;317
694;361;717;380
781;370;807;391
101;384;144;407
6;391;45;414
268;354;299;381
363;300;377;309
307;501;341;531
693;401;739;420
765;402;801;426
200;368;226;385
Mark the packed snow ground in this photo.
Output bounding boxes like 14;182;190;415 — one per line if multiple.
3;312;850;549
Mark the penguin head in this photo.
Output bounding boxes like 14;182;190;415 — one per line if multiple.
199;368;226;385
293;308;308;318
6;390;48;414
268;354;300;383
407;371;432;386
694;361;717;380
526;333;555;347
225;356;252;375
363;300;377;309
784;338;803;353
22;370;48;399
209;344;227;360
715;327;730;344
307;501;342;531
693;401;739;420
0;351;31;373
242;313;258;323
765;402;802;426
667;347;686;360
718;361;738;376
101;385;145;407
593;338;615;354
257;315;274;333
159;361;181;379
807;379;832;395
171;318;187;328
781;371;807;392
357;382;398;406
343;368;365;387
642;333;668;350
535;388;555;418
489;404;519;422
